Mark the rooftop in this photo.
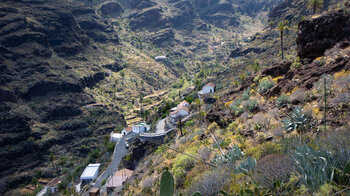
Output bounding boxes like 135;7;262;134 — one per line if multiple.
90;188;100;193
81;164;100;179
124;127;132;132
111;132;123;138
204;82;215;88
170;106;189;115
107;169;133;188
178;100;189;106
115;169;133;178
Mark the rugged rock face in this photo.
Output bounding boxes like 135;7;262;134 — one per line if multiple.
0;1;125;194
297;11;350;61
99;1;124;17
129;7;169;31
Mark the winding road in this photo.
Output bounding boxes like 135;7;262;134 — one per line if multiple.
84;118;168;195
84;133;135;195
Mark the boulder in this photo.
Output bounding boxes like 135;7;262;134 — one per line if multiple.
261;60;291;77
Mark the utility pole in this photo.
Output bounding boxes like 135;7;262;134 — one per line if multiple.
324;76;327;132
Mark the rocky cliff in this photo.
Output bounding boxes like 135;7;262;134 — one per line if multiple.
0;0;126;194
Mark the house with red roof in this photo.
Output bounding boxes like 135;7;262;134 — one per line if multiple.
106;169;133;194
121;127;132;136
198;82;215;97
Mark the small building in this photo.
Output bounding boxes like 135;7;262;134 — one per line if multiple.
198;82;215;97
132;122;150;134
121;127;132;136
170;106;189;123
89;188;100;196
154;56;167;61
80;164;100;185
177;100;189;108
110;132;123;142
170;106;189;118
46;177;61;194
106;169;133;194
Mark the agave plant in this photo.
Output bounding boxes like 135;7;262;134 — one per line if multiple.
283;107;311;133
235;157;257;174
291;144;334;190
212;145;256;174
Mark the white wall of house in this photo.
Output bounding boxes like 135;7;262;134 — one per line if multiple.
177;109;189;117
202;85;214;94
132;125;147;133
122;129;130;136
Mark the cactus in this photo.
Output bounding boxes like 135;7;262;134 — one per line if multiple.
160;169;174;196
191;191;202;196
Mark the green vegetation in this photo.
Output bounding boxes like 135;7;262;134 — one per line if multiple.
308;0;324;14
257;77;275;94
160;170;174;196
276;94;290;107
283;107;311;133
277;20;289;60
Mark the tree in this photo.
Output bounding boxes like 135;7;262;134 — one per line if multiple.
308;0;324;14
277;20;289;60
31;177;38;189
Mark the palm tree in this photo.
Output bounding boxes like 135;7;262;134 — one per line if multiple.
308;0;324;14
31;177;38;189
277;20;289;60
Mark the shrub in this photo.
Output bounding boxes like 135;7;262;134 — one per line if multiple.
186;168;231;196
242;88;251;100
243;99;258;113
290;89;306;104
226;121;238;132
172;167;186;187
258;77;275;94
255;154;293;188
173;155;195;172
260;142;282;157
276;94;290;107
198;147;210;161
114;125;124;132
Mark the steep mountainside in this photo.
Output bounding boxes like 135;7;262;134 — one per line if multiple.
0;0;176;194
121;2;350;195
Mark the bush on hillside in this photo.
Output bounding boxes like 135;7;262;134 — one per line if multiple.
258;77;275;94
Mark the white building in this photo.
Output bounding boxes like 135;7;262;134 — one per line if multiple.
132;122;150;134
110;132;123;142
121;127;132;136
170;106;189;123
80;164;100;185
198;82;215;97
155;56;167;61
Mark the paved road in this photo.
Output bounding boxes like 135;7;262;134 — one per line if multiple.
84;133;136;195
155;118;166;133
